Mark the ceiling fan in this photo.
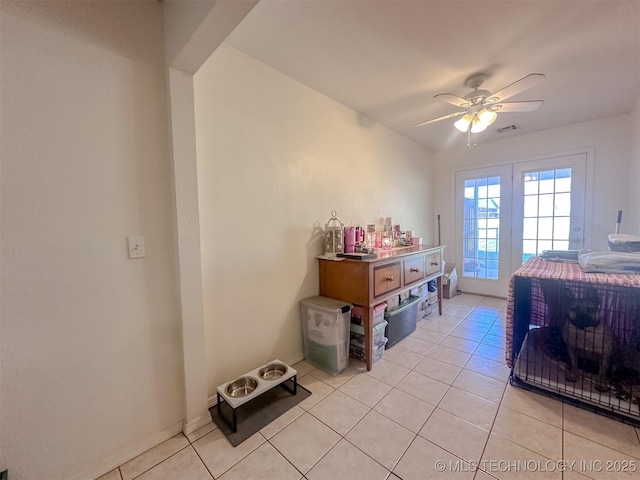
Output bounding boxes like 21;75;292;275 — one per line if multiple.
414;73;546;136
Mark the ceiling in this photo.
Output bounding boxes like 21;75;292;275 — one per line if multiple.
223;0;640;152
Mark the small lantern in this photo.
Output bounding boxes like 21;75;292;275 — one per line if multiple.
324;210;344;258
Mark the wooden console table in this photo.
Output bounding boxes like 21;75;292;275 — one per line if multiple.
318;245;445;370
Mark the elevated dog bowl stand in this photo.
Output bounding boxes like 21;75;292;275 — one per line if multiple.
216;360;298;433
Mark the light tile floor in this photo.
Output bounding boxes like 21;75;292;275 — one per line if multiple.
98;294;640;480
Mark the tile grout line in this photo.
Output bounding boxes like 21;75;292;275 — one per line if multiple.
262;438;308;479
298;301;505;477
371;304;497;476
127;443;192;480
188;442;216;480
467;371;509;480
111;298;534;480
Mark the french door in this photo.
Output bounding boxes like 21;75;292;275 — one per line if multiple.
455;165;513;297
511;154;587;270
454;153;587;297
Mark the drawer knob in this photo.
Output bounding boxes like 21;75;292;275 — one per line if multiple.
410;268;419;273
386;276;394;282
430;262;439;266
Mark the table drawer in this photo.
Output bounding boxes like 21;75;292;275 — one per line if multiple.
373;262;401;298
403;255;425;286
426;252;442;276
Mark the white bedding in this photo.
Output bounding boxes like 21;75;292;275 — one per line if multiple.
608;233;640;243
578;250;640;273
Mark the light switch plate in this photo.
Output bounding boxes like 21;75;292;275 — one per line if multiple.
128;236;145;259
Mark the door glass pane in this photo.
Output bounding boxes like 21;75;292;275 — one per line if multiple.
524;196;538;217
524;173;539;195
488;178;500;197
538;240;553;252
462;176;500;279
523;240;537;261
523;218;537;240
555;193;571;216
538;194;554;216
539;170;555;193
538;218;553;239
553;217;570;240
476;178;488;196
555;169;571;192
521;168;572;263
553;240;569;250
477;198;488;216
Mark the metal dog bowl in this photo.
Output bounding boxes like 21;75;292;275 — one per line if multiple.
258;362;288;380
226;376;258;398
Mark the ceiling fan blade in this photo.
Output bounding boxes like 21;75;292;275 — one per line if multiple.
487;73;546;103
492;100;544;113
414;111;466;127
434;93;471;108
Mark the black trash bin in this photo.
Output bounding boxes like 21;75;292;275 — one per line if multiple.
384;296;420;349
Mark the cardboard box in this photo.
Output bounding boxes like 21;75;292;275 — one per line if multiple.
443;263;458;299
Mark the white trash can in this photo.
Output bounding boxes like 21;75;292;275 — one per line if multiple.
300;296;351;375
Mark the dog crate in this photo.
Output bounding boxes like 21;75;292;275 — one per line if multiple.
511;276;640;425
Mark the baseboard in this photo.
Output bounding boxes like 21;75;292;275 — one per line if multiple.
183;411;214;436
207;394;218;408
72;421;183;480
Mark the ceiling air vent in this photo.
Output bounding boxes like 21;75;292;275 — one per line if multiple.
496;124;519;133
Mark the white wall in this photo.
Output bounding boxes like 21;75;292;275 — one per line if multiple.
434;114;632;284
0;2;184;479
628;97;640;233
163;0;257;74
194;44;433;395
163;0;259;432
163;0;217;68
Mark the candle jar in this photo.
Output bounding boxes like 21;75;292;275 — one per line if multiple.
366;224;376;248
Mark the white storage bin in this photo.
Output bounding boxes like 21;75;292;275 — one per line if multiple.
300;296;352;375
350;336;388;363
351;302;387;326
350;320;388;346
372;338;388;362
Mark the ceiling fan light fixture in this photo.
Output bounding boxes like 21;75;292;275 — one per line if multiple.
478;109;498;126
470;118;488;133
454;114;472;132
415;72;546;147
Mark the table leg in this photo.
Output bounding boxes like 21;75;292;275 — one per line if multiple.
363;306;372;371
232;407;237;433
437;275;443;315
217;392;238;433
280;375;298;395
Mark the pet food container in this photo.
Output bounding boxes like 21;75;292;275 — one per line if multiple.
300;296;352;375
